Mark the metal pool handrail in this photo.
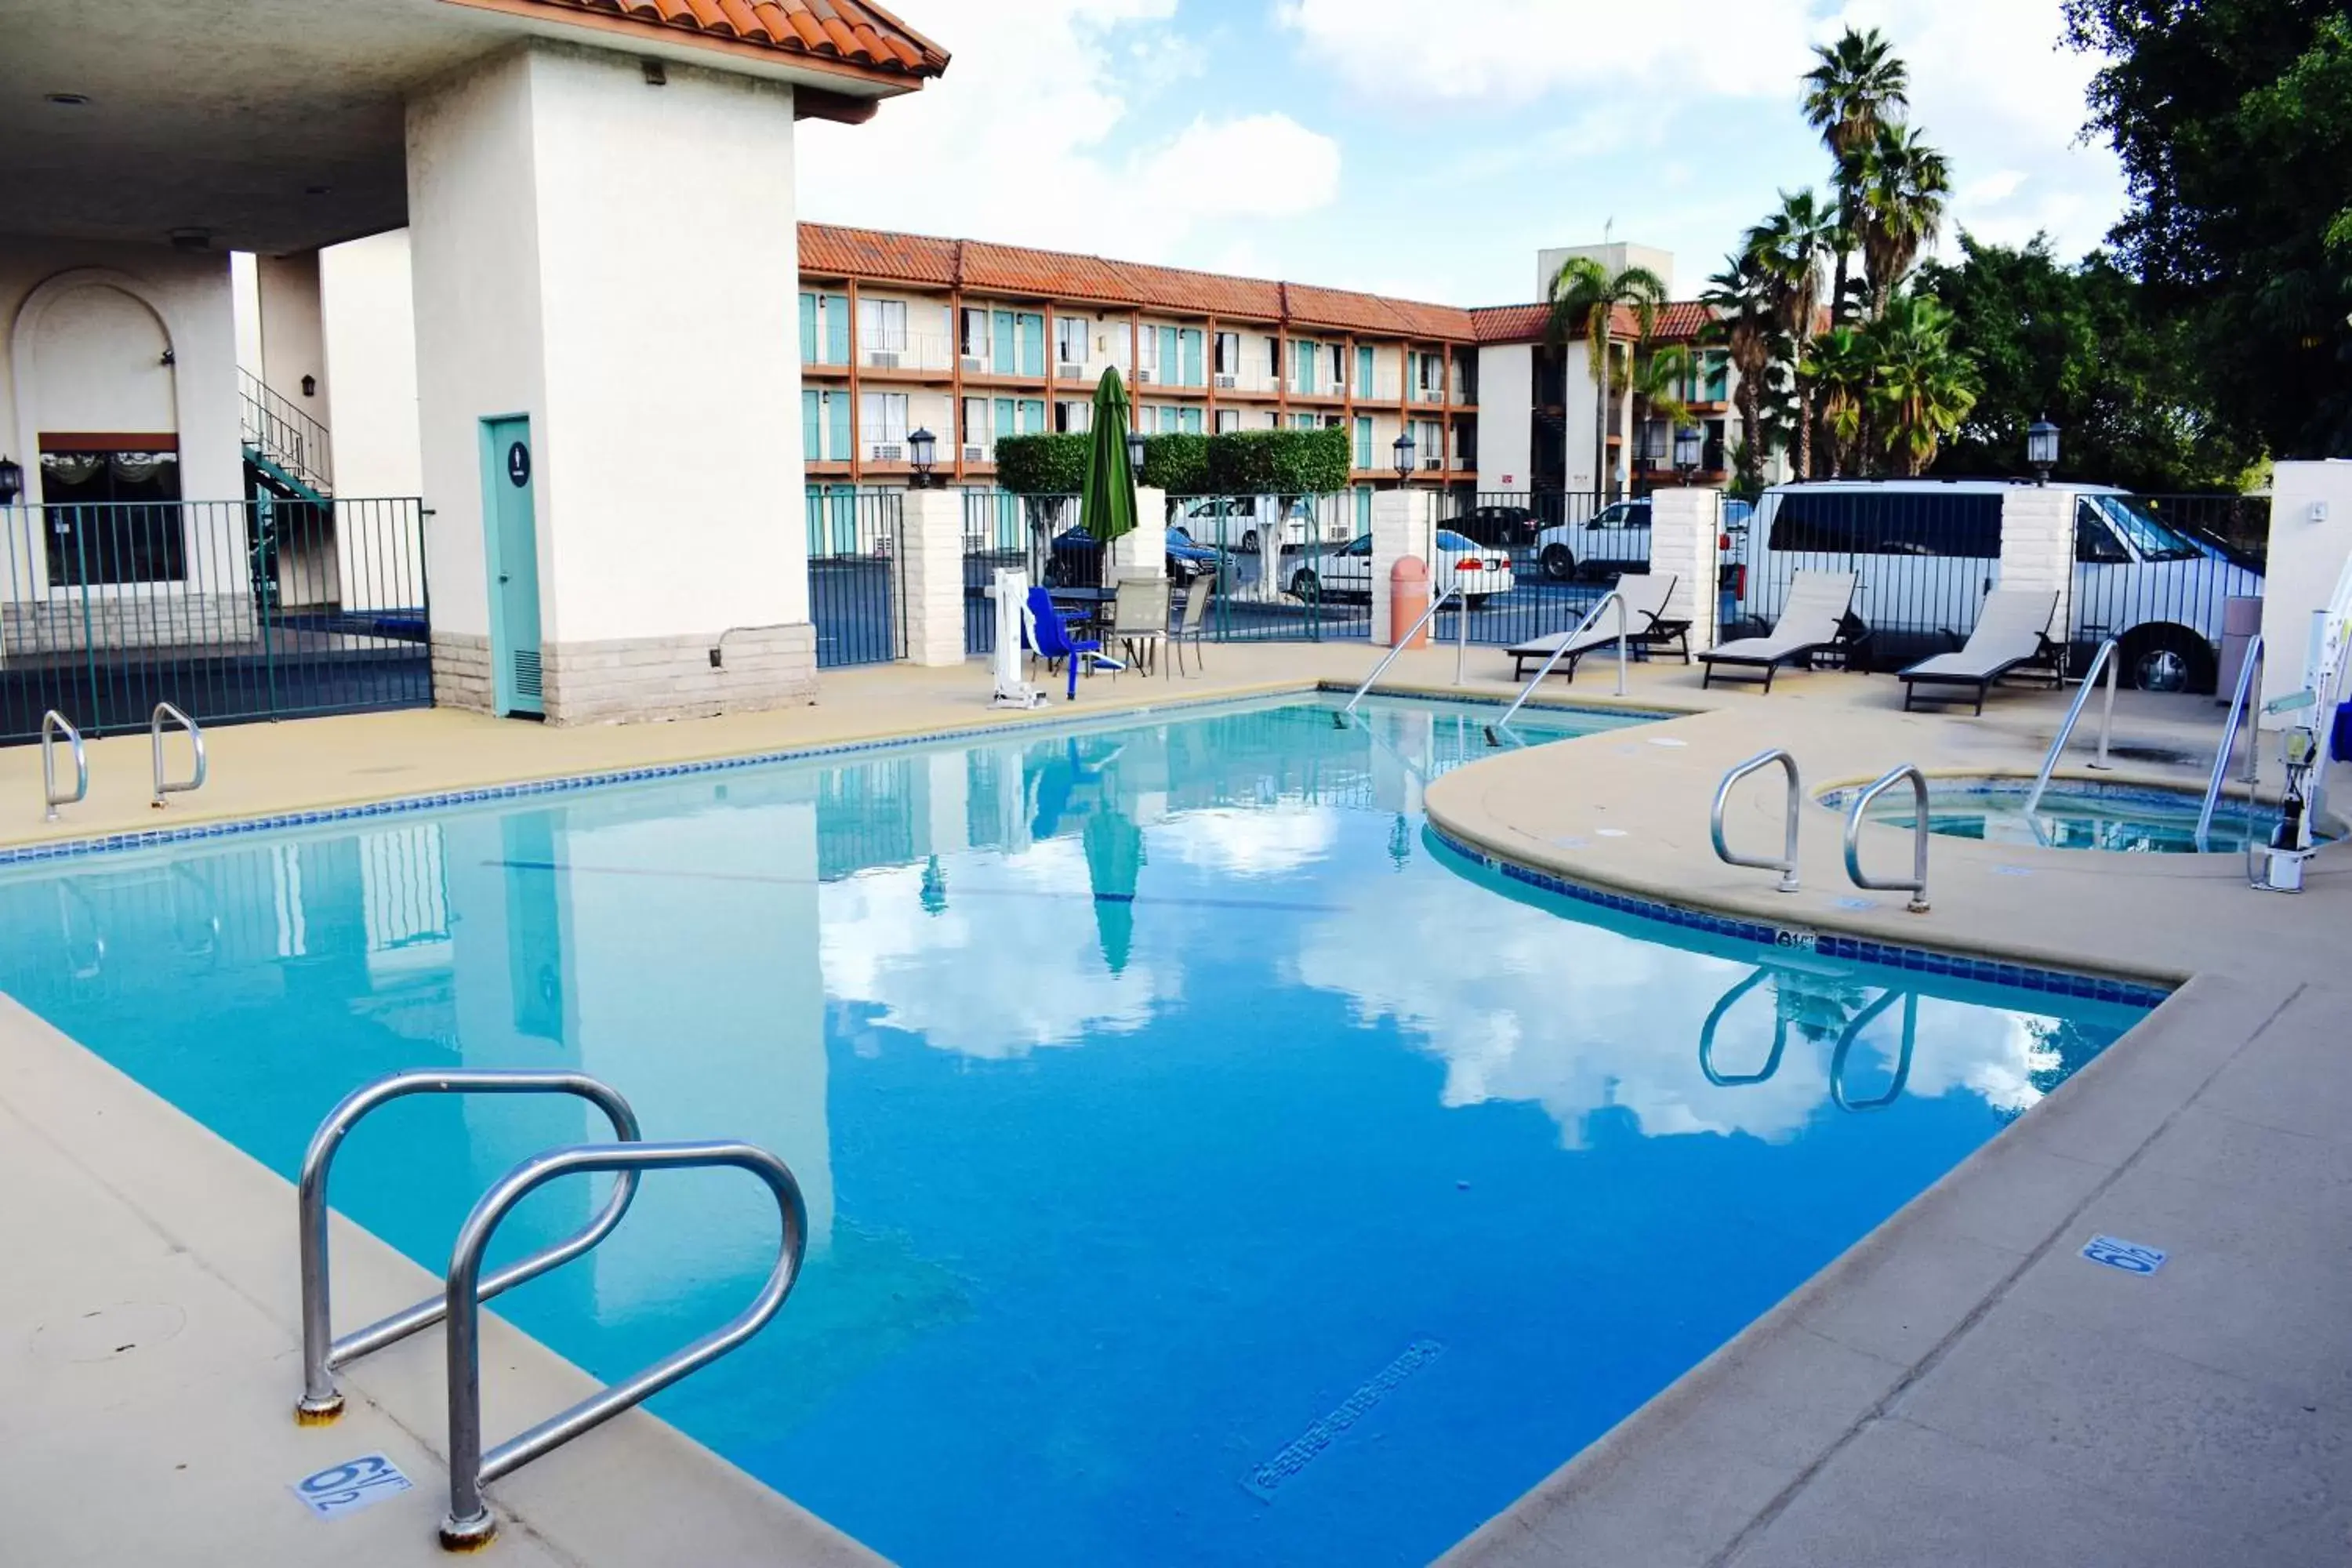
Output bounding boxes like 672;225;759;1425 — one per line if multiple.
1829;989;1918;1112
1335;585;1464;726
150;702;207;808
2195;633;2265;851
438;1139;808;1552
1843;764;1932;913
1711;749;1803;893
295;1069;643;1424
2022;638;2119;820
1486;589;1628;746
1697;969;1789;1085
40;710;86;822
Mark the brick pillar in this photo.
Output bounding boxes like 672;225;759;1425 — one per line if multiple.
898;487;967;667
1647;487;1722;654
1109;485;1167;581
1998;485;2073;636
1371;487;1438;643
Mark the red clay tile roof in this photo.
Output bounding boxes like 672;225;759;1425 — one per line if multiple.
799;223;1716;345
512;0;949;78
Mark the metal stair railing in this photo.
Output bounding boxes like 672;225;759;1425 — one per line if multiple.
295;1069;643;1425
41;710;86;822
1842;764;1933;913
238;367;333;495
150;702;206;808
2195;633;2264;851
1830;989;1918;1112
1486;589;1628;746
1334;585;1464;726
1711;749;1803;893
2022;639;2119;820
437;1140;808;1550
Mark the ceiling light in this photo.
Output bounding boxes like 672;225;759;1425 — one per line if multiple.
45;93;91;107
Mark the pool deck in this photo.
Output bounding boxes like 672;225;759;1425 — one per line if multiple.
2;642;2348;1564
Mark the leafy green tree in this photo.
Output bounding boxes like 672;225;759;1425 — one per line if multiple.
1138;432;1210;495
1857;124;1951;318
1702;252;1777;489
1802;325;1875;475
1204;426;1351;500
2065;0;2352;455
1865;292;1980;475
1803;27;1911;323
1918;233;2263;488
1547;256;1665;498
1744;190;1834;477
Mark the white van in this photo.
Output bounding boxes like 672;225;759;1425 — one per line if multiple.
1739;480;2263;691
1171;495;1350;553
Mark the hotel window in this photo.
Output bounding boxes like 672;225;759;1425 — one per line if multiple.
960;397;990;456
1055;318;1088;367
1268;336;1282;377
858;298;907;354
960;308;988;367
1215;408;1240;434
1054;400;1092;434
859;391;909;457
1138;328;1160;378
38;446;186;585
1214;332;1240;376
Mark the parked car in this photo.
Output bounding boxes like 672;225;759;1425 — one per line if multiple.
1740;480;2264;688
1171;495;1329;553
1044;524;1222;586
1293;530;1515;607
1535;500;1651;583
1445;503;1544;550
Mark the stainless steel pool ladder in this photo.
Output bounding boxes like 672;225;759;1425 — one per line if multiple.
1842;764;1932;913
294;1069;809;1552
1486;588;1628;746
40;710;86;822
1711;749;1802;893
150;702;205;808
2021;638;2119;821
1335;586;1465;726
1830;989;1918;1111
2195;633;2264;851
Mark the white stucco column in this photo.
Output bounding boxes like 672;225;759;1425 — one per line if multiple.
898;485;966;667
1646;487;1722;654
2260;463;2352;723
1998;485;2074;640
406;42;808;723
1370;486;1438;643
1108;485;1167;580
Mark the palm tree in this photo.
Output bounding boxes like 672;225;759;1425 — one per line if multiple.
1801;325;1875;476
1744;190;1833;477
1857;124;1951;318
1802;27;1909;325
1701;252;1773;488
1628;343;1697;481
1548;256;1665;500
1866;292;1979;476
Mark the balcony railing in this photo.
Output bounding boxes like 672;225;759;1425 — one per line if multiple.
858;334;954;373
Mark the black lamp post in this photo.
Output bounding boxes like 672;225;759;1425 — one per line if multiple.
1126;426;1147;480
2027;417;2060;486
1392;430;1416;485
1673;424;1703;481
907;426;939;488
0;456;20;506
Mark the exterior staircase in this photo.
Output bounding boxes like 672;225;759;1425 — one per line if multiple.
239;368;332;503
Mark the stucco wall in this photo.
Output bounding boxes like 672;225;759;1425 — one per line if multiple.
256;251;331;430
2261;462;2352;722
1477;343;1533;491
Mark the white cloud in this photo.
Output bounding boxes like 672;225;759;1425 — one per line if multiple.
796;0;1341;260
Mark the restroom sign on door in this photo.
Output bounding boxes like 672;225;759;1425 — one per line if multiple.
506;441;530;487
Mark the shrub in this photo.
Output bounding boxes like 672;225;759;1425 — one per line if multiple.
1206;426;1352;497
993;433;1089;495
1139;432;1210;494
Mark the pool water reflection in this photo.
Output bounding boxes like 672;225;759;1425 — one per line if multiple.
0;697;2145;1567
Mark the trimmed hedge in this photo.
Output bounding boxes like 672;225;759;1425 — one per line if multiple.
1139;432;1210;494
1205;426;1352;497
993;433;1089;495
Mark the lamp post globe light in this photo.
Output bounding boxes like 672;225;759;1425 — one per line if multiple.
0;456;21;505
906;426;938;488
1673;424;1703;480
1392;430;1415;485
2027;417;2060;486
1126;427;1147;478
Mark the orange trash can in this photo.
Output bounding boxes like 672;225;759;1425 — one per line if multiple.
1389;555;1431;648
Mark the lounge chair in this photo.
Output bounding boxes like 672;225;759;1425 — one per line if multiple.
1109;575;1168;677
1023;587;1124;700
1896;588;2062;714
1506;572;1682;682
1699;570;1860;693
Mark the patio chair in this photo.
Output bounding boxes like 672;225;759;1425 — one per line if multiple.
1699;570;1860;693
1170;576;1211;677
1897;588;2062;714
1505;572;1680;682
1022;586;1124;701
1110;575;1169;677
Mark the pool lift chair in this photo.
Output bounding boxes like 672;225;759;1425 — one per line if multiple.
1023;586;1125;701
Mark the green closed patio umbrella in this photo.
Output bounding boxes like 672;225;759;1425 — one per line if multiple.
1080;366;1138;548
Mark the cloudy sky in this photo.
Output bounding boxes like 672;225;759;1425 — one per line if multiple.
798;0;2125;308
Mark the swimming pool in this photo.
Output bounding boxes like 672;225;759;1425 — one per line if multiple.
0;695;2149;1566
1844;775;2294;854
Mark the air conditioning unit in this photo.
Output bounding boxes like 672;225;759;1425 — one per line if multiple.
960;356;985;374
1214;375;1237;390
872;444;904;463
1134;368;1156;385
868;350;902;370
1423;458;1443;471
1058;362;1086;379
962;445;986;463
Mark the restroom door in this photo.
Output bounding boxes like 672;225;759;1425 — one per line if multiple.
481;416;543;716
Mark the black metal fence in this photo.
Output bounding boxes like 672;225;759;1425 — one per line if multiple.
1166;493;1369;643
1436;490;1626;647
1727;485;2269;689
1;497;429;744
806;486;906;668
963;490;1075;655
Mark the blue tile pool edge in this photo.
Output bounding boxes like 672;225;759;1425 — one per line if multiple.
0;685;1669;871
1423;821;2173;1010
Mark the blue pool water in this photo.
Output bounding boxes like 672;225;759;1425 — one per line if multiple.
0;696;2147;1565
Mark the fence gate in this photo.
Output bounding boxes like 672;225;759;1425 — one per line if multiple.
806;486;906;669
1;496;430;745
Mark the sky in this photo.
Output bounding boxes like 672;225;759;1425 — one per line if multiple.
797;0;2127;309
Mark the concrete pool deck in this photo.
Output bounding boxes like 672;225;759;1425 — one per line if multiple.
1;642;2347;1563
